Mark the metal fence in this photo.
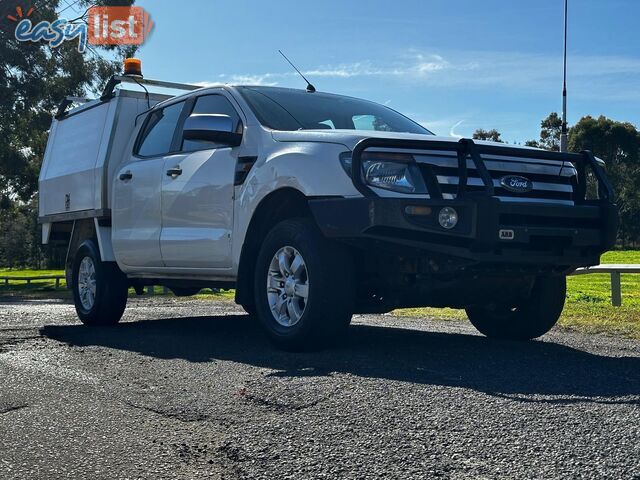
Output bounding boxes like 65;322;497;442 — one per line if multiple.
0;276;169;295
2;275;64;289
571;264;640;306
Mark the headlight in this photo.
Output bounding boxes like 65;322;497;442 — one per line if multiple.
364;160;426;193
340;152;428;194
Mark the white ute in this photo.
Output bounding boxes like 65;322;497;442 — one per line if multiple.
40;62;618;349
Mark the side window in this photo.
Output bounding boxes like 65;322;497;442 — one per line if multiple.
181;94;242;152
137;101;184;157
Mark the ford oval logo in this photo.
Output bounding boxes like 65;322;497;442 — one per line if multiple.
500;175;533;193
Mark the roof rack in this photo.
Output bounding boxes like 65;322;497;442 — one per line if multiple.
55;75;202;119
100;75;202;101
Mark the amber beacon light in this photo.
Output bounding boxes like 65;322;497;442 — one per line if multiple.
123;58;143;77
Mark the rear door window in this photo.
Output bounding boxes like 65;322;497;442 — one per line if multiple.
137;101;185;157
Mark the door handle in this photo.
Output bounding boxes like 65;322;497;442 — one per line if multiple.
166;167;182;177
119;171;133;181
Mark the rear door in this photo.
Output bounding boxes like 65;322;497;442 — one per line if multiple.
112;100;186;268
159;93;243;269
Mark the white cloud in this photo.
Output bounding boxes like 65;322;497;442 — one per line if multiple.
413;53;450;74
205;53;457;87
417;118;469;137
196;73;280;86
449;120;464;138
199;49;640;104
194;81;221;87
403;51;640;102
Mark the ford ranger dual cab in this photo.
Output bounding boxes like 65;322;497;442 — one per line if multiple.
39;69;618;349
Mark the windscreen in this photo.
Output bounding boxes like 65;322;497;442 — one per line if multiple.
237;86;432;134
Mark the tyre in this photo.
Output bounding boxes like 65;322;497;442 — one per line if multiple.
72;240;128;326
253;218;355;350
240;302;257;317
465;276;566;340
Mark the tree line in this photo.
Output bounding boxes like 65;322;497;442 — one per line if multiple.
0;0;134;268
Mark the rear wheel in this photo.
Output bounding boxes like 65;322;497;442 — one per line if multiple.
465;276;566;340
72;240;128;326
254;218;355;350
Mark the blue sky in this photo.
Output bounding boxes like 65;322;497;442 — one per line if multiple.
87;0;640;141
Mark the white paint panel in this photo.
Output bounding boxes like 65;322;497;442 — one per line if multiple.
160;149;236;268
46;103;110;177
39;91;172;218
39;103;110;216
112;158;164;268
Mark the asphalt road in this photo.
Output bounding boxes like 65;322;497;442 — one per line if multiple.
0;296;639;480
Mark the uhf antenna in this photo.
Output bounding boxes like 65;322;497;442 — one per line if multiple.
278;50;316;93
560;0;569;152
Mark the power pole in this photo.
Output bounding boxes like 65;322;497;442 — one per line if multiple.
560;0;569;152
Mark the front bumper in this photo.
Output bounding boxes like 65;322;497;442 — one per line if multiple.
309;195;618;270
311;137;619;272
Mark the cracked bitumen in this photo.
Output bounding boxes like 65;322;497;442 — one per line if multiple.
0;296;639;479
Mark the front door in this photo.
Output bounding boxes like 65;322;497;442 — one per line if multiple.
159;93;243;269
160;149;236;268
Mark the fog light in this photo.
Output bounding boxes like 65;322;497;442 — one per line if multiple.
438;207;458;229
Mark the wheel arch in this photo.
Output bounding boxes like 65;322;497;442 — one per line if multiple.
235;187;314;307
65;218;115;288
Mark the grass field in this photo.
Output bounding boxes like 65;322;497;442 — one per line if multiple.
1;251;639;338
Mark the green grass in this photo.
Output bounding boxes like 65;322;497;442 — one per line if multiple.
130;286;235;300
2;251;639;338
394;250;640;339
193;289;235;300
598;250;640;264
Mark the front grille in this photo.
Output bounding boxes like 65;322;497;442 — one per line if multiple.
411;150;576;205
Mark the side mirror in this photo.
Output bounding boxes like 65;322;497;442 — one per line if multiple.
183;114;242;147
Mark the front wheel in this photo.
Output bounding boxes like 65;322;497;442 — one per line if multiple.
72;240;128;326
254;218;355;350
465;276;567;340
